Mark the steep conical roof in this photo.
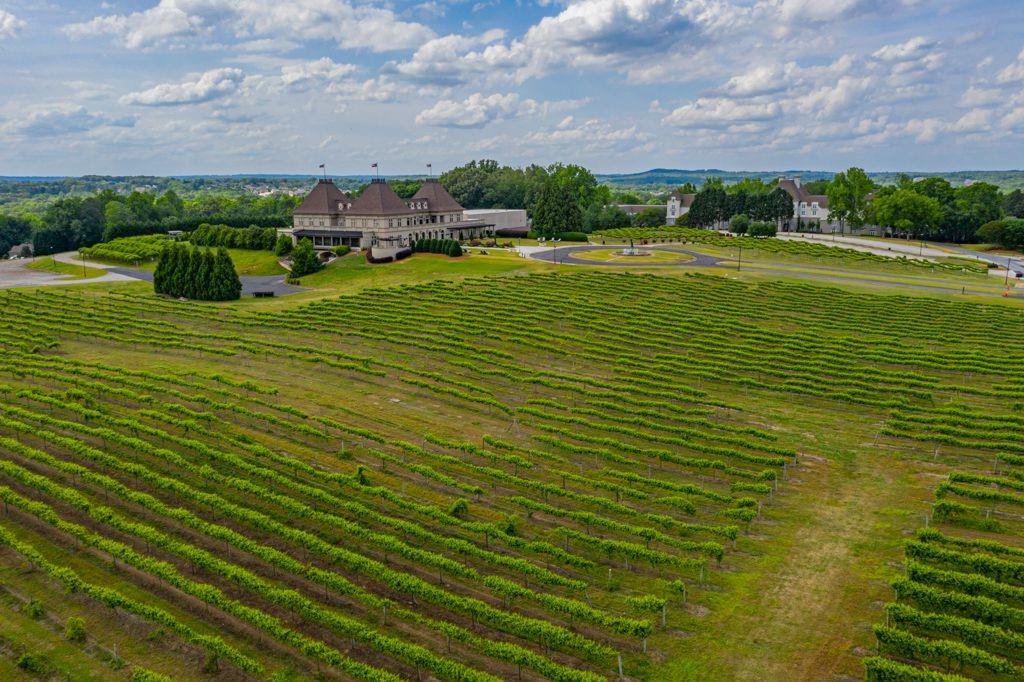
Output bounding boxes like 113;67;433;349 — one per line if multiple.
294;180;350;215
349;179;410;215
412;178;463;212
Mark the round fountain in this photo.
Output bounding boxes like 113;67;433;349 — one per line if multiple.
620;239;650;256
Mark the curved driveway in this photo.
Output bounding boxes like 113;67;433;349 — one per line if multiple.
0;252;303;296
527;244;725;267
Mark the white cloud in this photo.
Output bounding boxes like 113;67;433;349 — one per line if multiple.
719;63;796;97
415;92;586;128
416;92;523;127
66;3;197;49
392;29;510;85
280;58;357;91
872;36;944;82
391;0;746;86
121;67;245;106
904;117;946;143
2;105;135;137
960;86;1002;108
771;0;921;24
65;0;434;53
996;47;1024;84
0;9;25;38
663;98;782;129
951;108;991;134
523;117;653;153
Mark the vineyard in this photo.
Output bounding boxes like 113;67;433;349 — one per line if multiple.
0;271;1022;680
592;227;991;274
79;235;171;264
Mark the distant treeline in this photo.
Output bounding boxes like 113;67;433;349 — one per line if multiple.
19;189;298;255
596;168;1024;192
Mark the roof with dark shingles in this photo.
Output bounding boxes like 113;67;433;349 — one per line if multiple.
348;179;411;215
668;191;696;207
411;179;464;212
294;180;351;215
777;178;829;209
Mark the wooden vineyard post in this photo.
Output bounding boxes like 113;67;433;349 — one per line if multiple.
617;653;624;680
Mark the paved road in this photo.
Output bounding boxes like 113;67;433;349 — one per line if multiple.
108;267;303;297
524;244;725;267
1;252;303;297
521;242;1023;300
775;232;948;259
937;243;1024;276
0;257;136;289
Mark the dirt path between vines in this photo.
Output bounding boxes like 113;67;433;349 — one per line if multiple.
652;407;941;680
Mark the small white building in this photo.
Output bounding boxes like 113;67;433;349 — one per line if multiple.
7;242;32;259
464;209;528;232
777;176;832;231
666;191;696;226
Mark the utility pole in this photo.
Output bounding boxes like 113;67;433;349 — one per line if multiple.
1006;256;1013;288
737;244;742;271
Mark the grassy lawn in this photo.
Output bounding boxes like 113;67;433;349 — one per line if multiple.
82;247;284;276
223;248;286;276
571;248;694;264
26;257;105;279
270;249;549;302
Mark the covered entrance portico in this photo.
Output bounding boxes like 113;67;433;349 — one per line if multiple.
293;229;364;249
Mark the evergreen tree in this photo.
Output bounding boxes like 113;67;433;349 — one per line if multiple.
184;247;202;299
162;244;182;297
172;244;188;297
448;241;463;257
214;248;241;300
199;249;217;300
153;246;169;295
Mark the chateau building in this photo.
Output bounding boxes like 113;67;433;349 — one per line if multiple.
288;178;492;252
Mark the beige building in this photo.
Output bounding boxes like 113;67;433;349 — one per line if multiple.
288;178;492;253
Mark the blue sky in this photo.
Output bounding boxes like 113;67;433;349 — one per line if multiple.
0;0;1022;175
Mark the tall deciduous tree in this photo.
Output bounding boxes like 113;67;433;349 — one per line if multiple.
845;168;874;230
869;189;943;238
531;179;581;236
1004;189;1024;218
